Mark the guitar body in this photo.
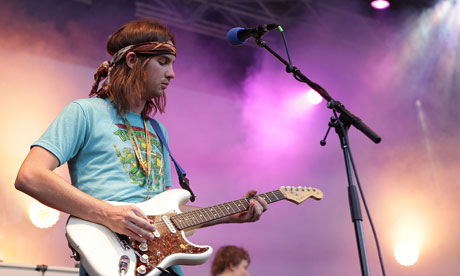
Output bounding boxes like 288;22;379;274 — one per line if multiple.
66;189;212;276
66;186;323;276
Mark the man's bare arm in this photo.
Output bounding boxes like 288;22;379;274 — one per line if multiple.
15;146;155;243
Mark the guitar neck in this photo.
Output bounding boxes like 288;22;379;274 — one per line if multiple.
170;190;285;231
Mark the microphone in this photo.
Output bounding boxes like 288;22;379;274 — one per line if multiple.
227;24;279;45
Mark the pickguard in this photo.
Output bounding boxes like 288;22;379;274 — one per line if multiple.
133;212;208;276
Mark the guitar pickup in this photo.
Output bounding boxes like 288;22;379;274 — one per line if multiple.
153;229;160;238
161;215;177;234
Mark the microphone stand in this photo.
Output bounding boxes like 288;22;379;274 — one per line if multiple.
254;37;381;276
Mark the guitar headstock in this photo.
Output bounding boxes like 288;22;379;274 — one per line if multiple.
279;186;323;204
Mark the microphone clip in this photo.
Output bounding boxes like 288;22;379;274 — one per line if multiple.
252;24;278;39
227;24;279;45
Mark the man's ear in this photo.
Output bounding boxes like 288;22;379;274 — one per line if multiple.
125;52;137;69
229;263;235;272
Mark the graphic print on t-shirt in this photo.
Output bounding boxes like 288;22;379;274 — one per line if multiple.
113;123;164;190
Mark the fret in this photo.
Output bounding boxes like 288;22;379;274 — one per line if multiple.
222;203;234;215
215;204;226;217
240;200;248;210
202;208;211;221
171;214;184;230
194;209;205;224
207;207;219;219
229;200;241;212
259;193;271;203
223;202;236;214
178;215;186;229
228;203;238;215
219;204;226;215
187;211;200;226
274;190;284;201
180;214;187;228
199;208;212;222
242;198;250;209
226;202;237;213
268;191;278;201
265;192;278;203
187;213;196;227
182;213;191;228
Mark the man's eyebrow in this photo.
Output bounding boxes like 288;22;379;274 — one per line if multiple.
160;55;176;63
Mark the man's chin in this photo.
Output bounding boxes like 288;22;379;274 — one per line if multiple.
145;90;165;99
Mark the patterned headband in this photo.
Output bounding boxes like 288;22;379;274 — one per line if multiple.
91;41;177;92
110;41;177;65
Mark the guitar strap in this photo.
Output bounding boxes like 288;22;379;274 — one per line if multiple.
149;118;196;202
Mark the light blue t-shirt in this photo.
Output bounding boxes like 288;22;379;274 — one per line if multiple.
33;97;172;201
33;97;183;276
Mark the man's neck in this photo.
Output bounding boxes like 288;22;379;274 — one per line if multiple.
130;99;146;114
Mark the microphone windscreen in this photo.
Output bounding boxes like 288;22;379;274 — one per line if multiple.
227;27;246;45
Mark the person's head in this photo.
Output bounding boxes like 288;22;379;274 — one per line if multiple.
90;19;176;118
211;246;251;276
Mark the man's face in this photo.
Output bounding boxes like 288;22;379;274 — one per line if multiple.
143;53;175;99
231;259;250;276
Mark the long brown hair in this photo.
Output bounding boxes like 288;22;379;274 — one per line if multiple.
90;19;175;119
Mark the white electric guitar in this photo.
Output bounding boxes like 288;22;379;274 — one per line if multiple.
66;186;323;276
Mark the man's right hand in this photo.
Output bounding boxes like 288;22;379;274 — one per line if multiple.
102;205;156;243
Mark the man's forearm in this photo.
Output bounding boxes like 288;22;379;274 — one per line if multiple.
15;155;112;225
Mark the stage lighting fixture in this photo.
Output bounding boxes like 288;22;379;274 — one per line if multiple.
307;89;323;105
371;0;390;9
28;201;60;229
394;241;419;266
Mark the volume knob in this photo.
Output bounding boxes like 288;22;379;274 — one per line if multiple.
140;254;149;264
139;242;148;251
137;265;146;274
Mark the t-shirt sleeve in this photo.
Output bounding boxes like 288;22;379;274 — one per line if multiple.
32;102;89;166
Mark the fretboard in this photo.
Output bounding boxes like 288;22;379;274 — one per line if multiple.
170;190;285;230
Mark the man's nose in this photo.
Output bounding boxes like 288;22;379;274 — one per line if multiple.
166;65;175;79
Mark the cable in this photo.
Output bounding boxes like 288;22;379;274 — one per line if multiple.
278;26;293;66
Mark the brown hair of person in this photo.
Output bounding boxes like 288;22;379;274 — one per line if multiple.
90;19;175;119
211;246;250;276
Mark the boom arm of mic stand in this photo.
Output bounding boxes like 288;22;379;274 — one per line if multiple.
255;39;381;144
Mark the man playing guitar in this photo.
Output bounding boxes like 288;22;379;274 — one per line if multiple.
15;19;268;276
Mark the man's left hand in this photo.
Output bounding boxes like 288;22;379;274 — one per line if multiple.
231;190;268;223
